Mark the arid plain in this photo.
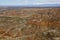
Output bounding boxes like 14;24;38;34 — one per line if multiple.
0;8;60;40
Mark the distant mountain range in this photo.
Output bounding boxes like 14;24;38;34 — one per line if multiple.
0;4;60;8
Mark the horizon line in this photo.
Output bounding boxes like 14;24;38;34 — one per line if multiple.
0;4;60;8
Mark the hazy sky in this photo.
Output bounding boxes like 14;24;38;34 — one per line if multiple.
0;0;60;6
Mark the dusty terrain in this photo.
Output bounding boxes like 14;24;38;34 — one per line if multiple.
0;8;60;40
